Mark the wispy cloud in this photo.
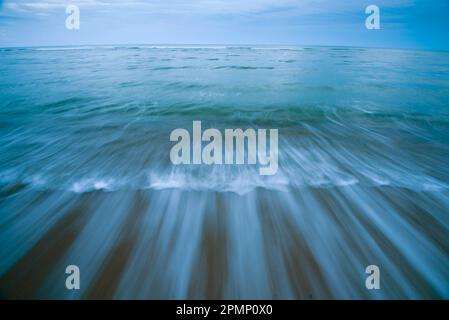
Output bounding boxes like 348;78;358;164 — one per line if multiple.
3;0;414;15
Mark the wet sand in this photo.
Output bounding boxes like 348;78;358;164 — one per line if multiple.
1;185;448;299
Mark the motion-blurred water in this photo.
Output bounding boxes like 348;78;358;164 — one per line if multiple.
0;45;448;299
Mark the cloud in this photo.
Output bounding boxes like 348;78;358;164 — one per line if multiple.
2;0;414;15
23;2;51;9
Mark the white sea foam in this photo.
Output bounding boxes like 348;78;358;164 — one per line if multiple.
70;178;116;193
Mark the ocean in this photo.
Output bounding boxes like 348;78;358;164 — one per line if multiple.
0;45;448;299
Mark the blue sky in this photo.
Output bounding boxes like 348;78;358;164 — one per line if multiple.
0;0;448;50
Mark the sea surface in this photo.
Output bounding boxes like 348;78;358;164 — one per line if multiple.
0;45;448;299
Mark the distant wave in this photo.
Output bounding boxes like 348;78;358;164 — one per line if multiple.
33;46;98;51
151;66;194;71
25;45;307;52
213;66;275;70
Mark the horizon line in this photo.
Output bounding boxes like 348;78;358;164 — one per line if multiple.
1;43;449;54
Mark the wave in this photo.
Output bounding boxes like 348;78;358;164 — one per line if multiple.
1;126;448;195
23;45;308;52
1;100;448;195
213;65;275;70
33;46;98;51
150;66;194;71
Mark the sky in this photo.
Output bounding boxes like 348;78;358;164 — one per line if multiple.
0;0;448;50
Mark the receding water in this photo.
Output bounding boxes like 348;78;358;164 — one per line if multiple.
0;45;448;299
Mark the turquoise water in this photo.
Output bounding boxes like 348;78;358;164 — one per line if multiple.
0;46;448;299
